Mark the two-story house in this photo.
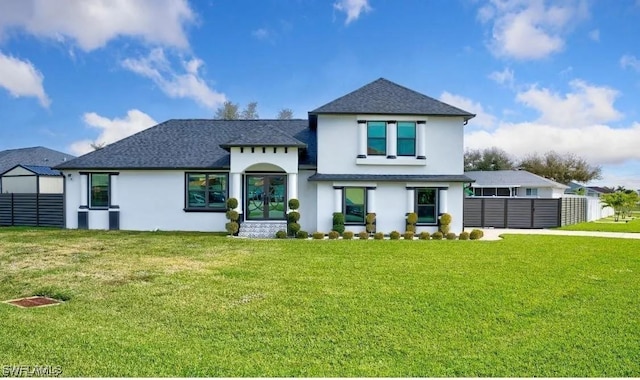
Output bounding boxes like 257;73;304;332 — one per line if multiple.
56;78;475;236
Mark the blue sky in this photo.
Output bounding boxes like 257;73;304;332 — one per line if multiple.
1;0;639;188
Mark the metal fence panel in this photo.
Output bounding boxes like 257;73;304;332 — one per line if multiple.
0;193;64;228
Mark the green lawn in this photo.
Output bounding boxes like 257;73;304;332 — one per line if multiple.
558;214;640;233
1;228;639;377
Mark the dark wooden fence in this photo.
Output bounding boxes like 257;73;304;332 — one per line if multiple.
464;197;587;229
0;193;64;228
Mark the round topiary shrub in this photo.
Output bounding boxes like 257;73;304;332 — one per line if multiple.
374;232;384;240
419;231;430;240
342;231;354;240
440;225;450;235
407;212;418;224
287;211;300;223
358;231;369;240
226;210;239;222
389;231;401;240
470;229;483;240
366;213;376;224
328;231;340;239
446;232;457;240
405;224;415;233
459;231;470;240
275;230;287;239
432;231;443;240
439;213;452;225
288;198;300;210
296;230;309;239
366;223;376;234
312;232;325;240
288;222;301;234
332;212;345;234
225;221;239;235
226;198;238;210
404;231;415;240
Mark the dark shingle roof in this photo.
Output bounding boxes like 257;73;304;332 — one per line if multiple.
309;78;475;119
56;120;316;170
465;170;569;189
220;126;307;150
0;146;74;175
308;173;473;182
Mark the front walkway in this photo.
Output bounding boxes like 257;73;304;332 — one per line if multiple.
478;228;640;241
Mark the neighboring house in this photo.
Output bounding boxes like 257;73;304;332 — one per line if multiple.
0;147;74;193
565;182;614;197
56;78;475;235
465;170;569;198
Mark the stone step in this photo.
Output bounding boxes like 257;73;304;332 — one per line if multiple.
238;221;288;239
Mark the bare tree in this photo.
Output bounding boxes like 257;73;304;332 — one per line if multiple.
277;108;294;119
240;102;259;119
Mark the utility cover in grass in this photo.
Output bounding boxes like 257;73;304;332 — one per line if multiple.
4;296;62;308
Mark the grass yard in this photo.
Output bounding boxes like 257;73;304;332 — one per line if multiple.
0;228;639;377
558;214;640;233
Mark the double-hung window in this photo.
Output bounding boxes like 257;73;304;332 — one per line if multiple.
367;122;386;155
186;173;228;210
397;122;416;156
344;187;366;224
89;173;109;208
415;188;437;224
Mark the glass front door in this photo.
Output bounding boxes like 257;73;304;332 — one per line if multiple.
246;175;287;220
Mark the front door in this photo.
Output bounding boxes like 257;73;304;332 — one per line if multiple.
246;175;287;220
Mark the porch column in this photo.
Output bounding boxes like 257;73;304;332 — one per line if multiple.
406;187;415;214
109;174;119;207
439;188;448;214
80;174;88;207
357;120;367;158
386;120;397;159
333;187;343;213
417;120;427;159
287;173;298;212
367;187;376;214
231;172;242;213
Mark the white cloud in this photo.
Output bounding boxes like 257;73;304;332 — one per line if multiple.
0;0;195;51
70;109;157;155
488;67;515;87
121;48;226;109
440;92;497;129
0;51;50;107
620;54;640;72
334;0;372;24
588;29;600;42
252;28;270;40
479;0;588;60
516;80;621;127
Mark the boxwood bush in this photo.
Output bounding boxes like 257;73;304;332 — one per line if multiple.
419;231;430;240
459;231;470;240
446;232;457;240
342;231;354;240
389;231;401;240
358;231;369;240
312;232;325;240
432;231;443;240
374;232;384;240
296;230;309;239
404;231;415;240
328;231;340;239
275;230;287;239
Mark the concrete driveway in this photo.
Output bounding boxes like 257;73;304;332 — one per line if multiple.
477;228;640;241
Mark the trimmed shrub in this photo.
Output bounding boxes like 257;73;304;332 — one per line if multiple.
288;222;301;234
342;231;354;240
288;198;300;210
366;213;376;224
332;212;345;234
470;229;483;240
358;231;369;240
296;230;309;239
225;222;239;235
405;224;415;233
459;231;470;240
446;232;457;240
287;211;300;223
328;231;340;239
432;231;443;240
404;231;415;240
312;232;325;240
440;225;450;235
226;198;238;210
366;223;376;234
275;230;287;239
225;210;239;221
389;231;401;240
407;212;418;225
439;213;452;225
419;231;430;240
374;232;384;240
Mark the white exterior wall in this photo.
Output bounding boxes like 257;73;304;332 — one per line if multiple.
64;170;227;231
316;114;465;175
38;177;64;193
315;181;464;234
229;147;298;174
297;170;317;232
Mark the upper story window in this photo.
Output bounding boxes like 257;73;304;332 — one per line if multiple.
526;188;538;196
344;187;366;225
90;173;109;209
367;122;386;156
397;122;416;156
186;173;228;211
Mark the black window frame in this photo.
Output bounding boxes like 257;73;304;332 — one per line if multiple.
367;121;387;156
184;172;229;212
343;187;367;225
396;121;416;156
89;173;110;210
415;188;438;225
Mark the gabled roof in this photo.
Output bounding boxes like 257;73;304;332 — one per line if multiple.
0;146;74;175
56;120;316;170
465;170;569;189
308;173;473;183
309;78;475;119
220;126;307;150
4;165;62;176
